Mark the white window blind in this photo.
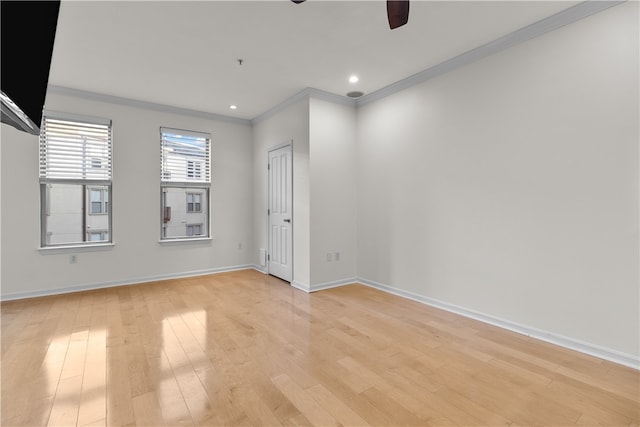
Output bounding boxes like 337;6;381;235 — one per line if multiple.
40;115;112;181
39;112;113;247
160;128;210;183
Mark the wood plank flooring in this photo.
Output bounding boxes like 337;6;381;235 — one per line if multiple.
1;269;638;426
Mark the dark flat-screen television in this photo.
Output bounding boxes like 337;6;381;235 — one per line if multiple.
1;1;61;135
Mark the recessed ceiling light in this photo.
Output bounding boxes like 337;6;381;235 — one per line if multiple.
349;75;359;84
229;105;237;110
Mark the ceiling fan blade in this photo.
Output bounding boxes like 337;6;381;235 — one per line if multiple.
387;0;409;29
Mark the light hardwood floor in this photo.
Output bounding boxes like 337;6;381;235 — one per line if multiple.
1;269;638;426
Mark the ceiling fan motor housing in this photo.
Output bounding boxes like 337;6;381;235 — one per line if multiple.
290;0;410;30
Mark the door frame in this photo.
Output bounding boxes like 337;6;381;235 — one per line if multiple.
267;141;293;282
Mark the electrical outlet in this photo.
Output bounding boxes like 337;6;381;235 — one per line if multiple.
237;242;243;250
326;252;332;262
335;252;340;261
70;254;78;264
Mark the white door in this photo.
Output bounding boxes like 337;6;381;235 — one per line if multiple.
268;144;293;282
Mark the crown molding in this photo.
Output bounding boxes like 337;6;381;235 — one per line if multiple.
356;0;625;107
251;87;355;125
47;1;625;124
47;85;252;126
251;1;625;117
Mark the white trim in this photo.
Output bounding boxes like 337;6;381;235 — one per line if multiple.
251;264;267;274
269;139;294;152
39;243;115;254
290;277;358;293
0;264;253;302
47;2;623;127
291;280;310;292
251;267;353;294
158;237;212;245
43;109;112;126
47;86;251;126
252;87;355;125
3;265;636;369
305;87;355;107
357;277;640;370
160;126;210;140
247;1;626;121
356;0;624;107
309;277;358;293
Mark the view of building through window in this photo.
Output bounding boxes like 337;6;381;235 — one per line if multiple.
160;128;211;239
43;184;110;245
161;187;209;238
39;114;112;246
186;192;202;213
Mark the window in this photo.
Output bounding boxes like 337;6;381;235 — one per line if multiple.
39;112;112;247
187;161;201;179
89;187;108;214
186;192;202;213
186;224;202;237
88;230;109;241
160;127;210;240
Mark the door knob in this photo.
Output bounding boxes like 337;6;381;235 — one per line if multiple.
283;218;291;223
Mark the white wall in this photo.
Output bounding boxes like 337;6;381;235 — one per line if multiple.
309;98;357;287
357;2;639;358
1;91;253;299
1;1;636;365
252;99;311;287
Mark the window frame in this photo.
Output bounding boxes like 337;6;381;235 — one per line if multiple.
160;127;211;241
39;111;113;248
186;223;203;237
88;186;109;215
186;192;202;213
88;230;109;241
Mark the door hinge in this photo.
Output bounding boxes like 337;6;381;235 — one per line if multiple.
267;254;270;261
268;209;270;215
268;163;270;170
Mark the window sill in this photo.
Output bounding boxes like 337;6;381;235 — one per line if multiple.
159;237;212;245
38;243;115;254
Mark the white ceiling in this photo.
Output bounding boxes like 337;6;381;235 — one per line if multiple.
48;0;580;120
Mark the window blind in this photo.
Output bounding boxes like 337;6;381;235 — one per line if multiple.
160;127;210;184
39;115;112;181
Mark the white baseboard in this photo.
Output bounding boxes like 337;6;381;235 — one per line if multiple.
251;264;267;274
0;264;254;302
289;277;358;293
291;280;310;292
357;277;639;370
4;267;636;370
248;266;355;293
309;277;358;293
